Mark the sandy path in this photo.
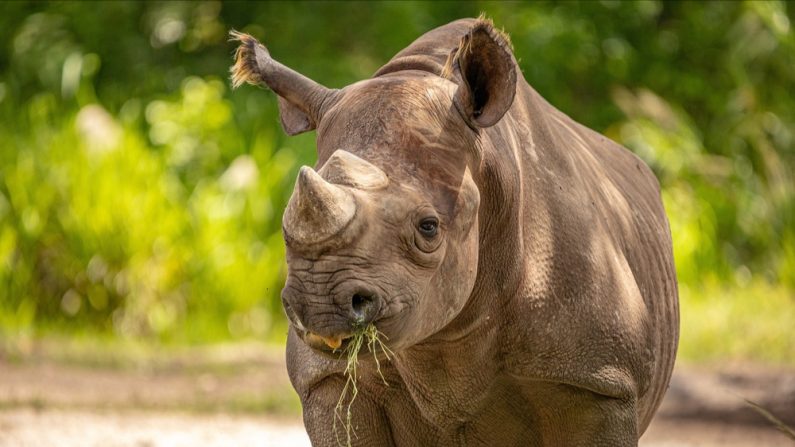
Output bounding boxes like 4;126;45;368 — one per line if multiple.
1;344;793;446
0;408;310;447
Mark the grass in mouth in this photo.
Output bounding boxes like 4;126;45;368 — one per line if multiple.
332;323;394;447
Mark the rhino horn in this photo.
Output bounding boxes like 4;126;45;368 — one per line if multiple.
230;31;338;136
283;166;356;246
319;151;389;190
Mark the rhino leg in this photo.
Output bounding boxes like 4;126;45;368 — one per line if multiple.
533;384;639;447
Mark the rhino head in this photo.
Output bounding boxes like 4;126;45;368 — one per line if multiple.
231;22;516;355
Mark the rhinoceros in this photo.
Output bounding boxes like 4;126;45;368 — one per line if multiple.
231;17;678;447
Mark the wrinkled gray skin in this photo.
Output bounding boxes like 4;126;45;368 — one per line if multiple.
231;18;678;447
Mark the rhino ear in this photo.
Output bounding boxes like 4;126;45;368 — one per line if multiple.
276;97;313;135
230;31;338;136
446;20;517;128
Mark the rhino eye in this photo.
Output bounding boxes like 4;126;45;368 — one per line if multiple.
418;217;439;238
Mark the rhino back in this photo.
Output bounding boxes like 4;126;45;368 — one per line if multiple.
374;18;476;78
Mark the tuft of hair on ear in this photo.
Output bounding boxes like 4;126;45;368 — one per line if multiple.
229;30;267;89
441;14;513;81
440;39;469;81
474;13;513;51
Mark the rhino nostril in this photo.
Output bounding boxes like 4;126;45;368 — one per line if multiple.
351;292;376;322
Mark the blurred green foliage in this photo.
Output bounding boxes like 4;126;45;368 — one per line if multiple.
0;2;793;358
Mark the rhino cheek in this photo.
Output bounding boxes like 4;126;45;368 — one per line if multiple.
382;172;481;345
439;223;480;321
419;171;481;335
386;233;478;347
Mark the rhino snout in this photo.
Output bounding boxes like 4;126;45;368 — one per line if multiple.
282;283;383;351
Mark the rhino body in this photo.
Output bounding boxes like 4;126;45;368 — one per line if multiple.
232;18;678;446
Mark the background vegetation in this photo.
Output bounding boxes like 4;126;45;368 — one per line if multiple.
1;1;793;363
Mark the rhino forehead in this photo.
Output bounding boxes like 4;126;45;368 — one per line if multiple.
316;78;476;196
317;78;463;154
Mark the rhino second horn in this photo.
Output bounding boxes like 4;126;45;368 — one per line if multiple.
319;150;389;190
283;166;356;245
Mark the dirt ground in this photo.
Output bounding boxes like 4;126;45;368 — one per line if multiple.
1;343;793;446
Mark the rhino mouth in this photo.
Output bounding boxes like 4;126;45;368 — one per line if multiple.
296;325;384;358
283;296;386;356
305;331;355;353
282;279;389;352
